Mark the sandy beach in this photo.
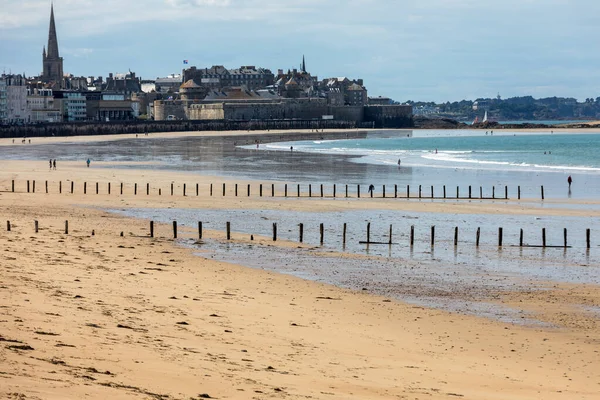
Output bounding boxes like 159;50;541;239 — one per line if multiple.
1;132;599;399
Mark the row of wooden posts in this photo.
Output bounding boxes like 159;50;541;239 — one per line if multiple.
8;219;592;249
13;180;549;200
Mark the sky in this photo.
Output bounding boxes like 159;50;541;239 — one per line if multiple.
1;0;600;103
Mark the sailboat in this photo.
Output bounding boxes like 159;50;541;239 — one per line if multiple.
482;110;488;123
472;116;479;125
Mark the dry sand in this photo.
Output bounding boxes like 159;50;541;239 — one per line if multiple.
1;157;599;399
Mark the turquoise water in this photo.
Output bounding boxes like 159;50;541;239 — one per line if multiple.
263;130;600;172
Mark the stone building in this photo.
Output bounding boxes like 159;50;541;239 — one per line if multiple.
104;72;142;97
85;92;134;121
179;80;207;102
155;74;182;94
41;4;64;89
27;88;61;123
182;65;274;91
3;74;31;124
0;77;7;124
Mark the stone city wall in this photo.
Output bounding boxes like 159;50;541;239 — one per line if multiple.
154;100;187;121
364;105;413;128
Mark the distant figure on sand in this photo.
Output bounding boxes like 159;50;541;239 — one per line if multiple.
568;175;572;188
368;184;375;196
86;158;90;168
53;159;56;170
397;159;401;166
49;159;52;170
290;146;293;152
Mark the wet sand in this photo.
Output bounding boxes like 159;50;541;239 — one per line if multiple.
1;133;599;399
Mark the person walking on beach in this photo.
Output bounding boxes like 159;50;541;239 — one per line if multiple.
53;159;56;170
368;184;375;197
568;175;572;188
86;158;91;168
49;159;52;170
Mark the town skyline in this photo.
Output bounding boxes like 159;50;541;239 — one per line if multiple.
2;0;600;103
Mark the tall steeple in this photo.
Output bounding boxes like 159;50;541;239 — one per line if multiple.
301;55;306;73
42;2;64;87
47;3;60;58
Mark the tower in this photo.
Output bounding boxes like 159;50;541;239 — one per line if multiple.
301;55;306;73
42;3;64;88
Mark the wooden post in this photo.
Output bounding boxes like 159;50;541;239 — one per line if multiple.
410;225;414;246
333;184;336;198
236;184;238;197
542;228;546;248
65;220;69;235
518;186;521;200
272;183;275;197
173;221;177;239
343;223;347;246
134;183;137;195
505;186;508;200
469;185;472;199
457;186;459;198
196;183;199;196
309;184;312;197
35;220;39;233
476;227;481;247
480;186;483;199
108;182;111;195
171;183;174;196
357;185;360;198
146;183;149;195
150;221;154;238
564;228;568;248
389;224;393;245
492;186;495;199
443;185;446;199
32;180;35;193
12;180;14;192
198;222;202;239
297;184;300;197
498;227;503;247
430;226;435;247
226;222;231;240
541;186;545;200
320;184;323;198
6;221;10;231
260;184;263;197
27;180;30;193
71;181;74;194
96;182;98;194
59;181;62;194
84;182;87;194
395;184;398;198
273;223;277;241
430;185;433;199
120;182;123;195
320;223;324;245
247;184;250;197
586;229;591;249
454;227;458;246
366;222;371;243
345;184;348;198
159;189;162;196
407;185;410;198
45;180;48;194
299;223;303;243
383;185;386;198
418;185;422;199
520;229;524;247
183;183;187;196
284;184;287;197
223;183;226;197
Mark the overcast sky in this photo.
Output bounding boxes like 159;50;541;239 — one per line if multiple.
1;0;599;102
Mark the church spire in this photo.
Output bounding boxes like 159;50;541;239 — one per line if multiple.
301;55;306;73
47;2;60;59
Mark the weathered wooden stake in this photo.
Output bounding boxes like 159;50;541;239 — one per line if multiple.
469;185;472;199
171;183;174;196
542;228;546;247
33;180;35;193
12;180;14;192
586;229;591;249
430;226;435;247
476;227;481;247
505;186;508;200
564;228;568;248
457;186;459;198
45;180;48;193
70;181;74;194
357;185;360;198
418;185;422;198
223;183;226;197
498;227;503;247
226;222;231;240
410;225;415;246
297;184;300;197
541;186;545;200
272;183;275;197
395;184;398;198
150;221;154;238
96;182;98;194
27;180;30;193
120;182;123;195
108;182;111;194
198;222;203;239
183;183;186;196
383;185;386;198
480;186;483;199
260;184;263;197
492;186;495;199
284;184;287;197
65;220;69;234
333;184;336;198
35;220;39;233
320;223;324;244
366;222;371;243
273;223;277;241
159;189;162;196
520;229;524;247
236;183;239;197
343;223;347;246
299;223;303;243
6;220;10;231
146;183;149;195
389;224;393;245
320;184;323;198
407;185;410;198
308;184;312;197
247;184;251;197
454;226;458;246
59;181;62;193
431;185;434;198
173;221;178;239
443;185;446;198
134;183;137;195
196;183;199;196
345;184;348;198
